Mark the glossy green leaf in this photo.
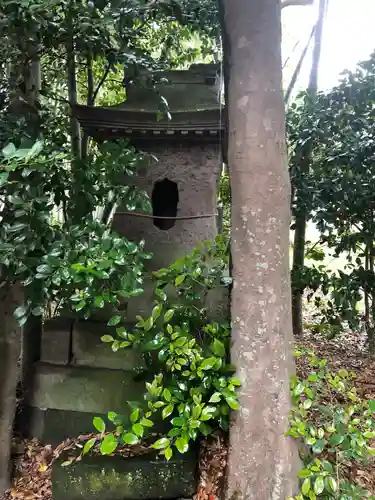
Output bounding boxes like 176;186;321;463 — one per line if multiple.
100;434;118;455
93;416;106;433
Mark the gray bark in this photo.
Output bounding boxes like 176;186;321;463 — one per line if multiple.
221;0;299;498
0;282;22;495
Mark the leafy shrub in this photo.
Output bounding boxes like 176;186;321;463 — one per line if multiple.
288;349;375;499
0;140;151;324
87;235;239;459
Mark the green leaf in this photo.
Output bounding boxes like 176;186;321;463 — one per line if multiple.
165;447;173;460
162;404;174;419
123;433;139;445
303;399;313;409
327;476;337;492
312;439;325;454
211;339;226;357
14;304;28;320
225;396;240;411
229;377;241;387
164;309;175;322
368;400;375;413
152;438;170;450
0;172;9;186
313;476;324;495
297;468;312;479
175;436;189;454
163;388;172;402
200;406;216;421
328;434;344;445
132;423;144;438
140;418;154;428
93;416;106;433
130;409;140;424
2;143;16;158
209;392;222;403
293;383;305;396
95;296;105;308
108;315;121;326
200;357;217;370
100;434;118;455
152;304;162;321
101;335;114;343
322;460;333;473
107;412;117;422
301;478;311;495
175;275;185;286
83;438;96;455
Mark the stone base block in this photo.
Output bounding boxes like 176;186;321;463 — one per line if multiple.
41;317;73;365
72;321;144;371
18;407;110;446
25;363;145;414
52;450;197;500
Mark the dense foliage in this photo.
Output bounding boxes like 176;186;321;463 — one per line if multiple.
288;52;375;347
85;236;238;459
289;349;375;499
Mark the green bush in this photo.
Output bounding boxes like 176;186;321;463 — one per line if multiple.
88;235;239;459
288;349;375;499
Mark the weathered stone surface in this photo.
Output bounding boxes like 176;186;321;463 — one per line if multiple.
40;317;73;365
25;363;144;414
21;406;169;446
52;451;197;500
18;407;110;446
72;321;144;371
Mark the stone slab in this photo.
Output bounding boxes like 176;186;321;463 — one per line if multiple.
40;317;73;365
26;363;145;414
18;407;109;446
72;321;144;371
52;450;197;500
19;406;169;447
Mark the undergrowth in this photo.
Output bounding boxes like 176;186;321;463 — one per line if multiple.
289;349;375;499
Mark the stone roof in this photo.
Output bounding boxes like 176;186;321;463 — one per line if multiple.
73;63;224;143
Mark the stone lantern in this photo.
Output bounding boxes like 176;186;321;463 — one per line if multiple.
74;63;225;319
23;65;226;451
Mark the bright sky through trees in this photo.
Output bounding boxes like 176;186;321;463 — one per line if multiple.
282;0;375;91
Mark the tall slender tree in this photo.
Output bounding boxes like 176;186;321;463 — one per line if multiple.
221;0;299;498
291;0;327;336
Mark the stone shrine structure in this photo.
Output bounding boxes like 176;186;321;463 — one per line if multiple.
22;64;225;500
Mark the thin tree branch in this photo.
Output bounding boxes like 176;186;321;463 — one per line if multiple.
284;24;316;104
92;64;110;104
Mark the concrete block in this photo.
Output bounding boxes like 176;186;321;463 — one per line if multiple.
26;363;145;414
40;317;73;365
72;321;144;371
52;450;197;500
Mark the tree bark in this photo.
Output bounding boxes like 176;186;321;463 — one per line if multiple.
0;282;22;495
66;1;81;159
291;0;327;336
221;1;299;498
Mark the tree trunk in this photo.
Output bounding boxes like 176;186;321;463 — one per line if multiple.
291;0;327;336
66;1;81;159
221;1;299;498
81;51;94;160
0;282;22;495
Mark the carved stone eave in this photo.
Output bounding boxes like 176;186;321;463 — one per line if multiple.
73;104;225;146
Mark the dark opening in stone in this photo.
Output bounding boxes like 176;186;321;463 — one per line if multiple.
151;178;179;230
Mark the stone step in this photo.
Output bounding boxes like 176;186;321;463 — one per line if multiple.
52;450;197;500
72;320;144;371
21;363;169;445
25;363;145;414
